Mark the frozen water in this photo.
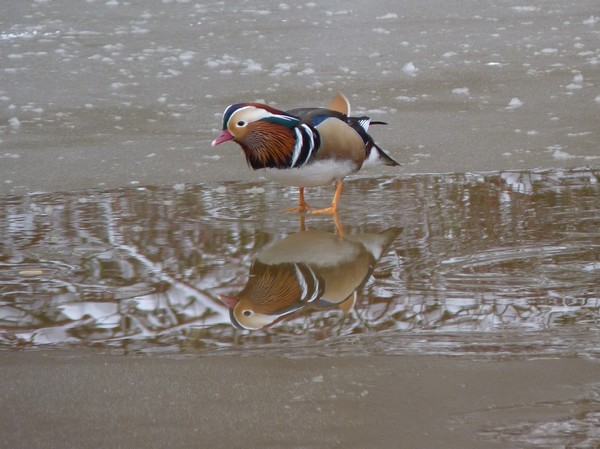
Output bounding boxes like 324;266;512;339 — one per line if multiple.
0;0;598;196
8;117;21;129
506;97;523;109
401;62;418;76
452;87;470;96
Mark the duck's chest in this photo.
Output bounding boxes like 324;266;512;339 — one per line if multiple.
261;159;359;187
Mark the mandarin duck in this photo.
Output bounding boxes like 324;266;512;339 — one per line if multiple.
217;227;401;330
211;93;399;213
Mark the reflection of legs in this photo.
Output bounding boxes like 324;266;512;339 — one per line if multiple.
331;209;345;238
287;187;312;213
310;180;343;215
297;207;344;238
299;214;306;232
338;291;357;315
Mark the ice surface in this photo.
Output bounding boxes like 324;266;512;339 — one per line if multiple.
401;62;418;76
506;97;523;109
452;87;470;96
0;0;598;194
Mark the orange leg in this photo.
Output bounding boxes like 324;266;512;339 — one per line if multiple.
286;187;312;213
297;204;345;237
310;180;344;215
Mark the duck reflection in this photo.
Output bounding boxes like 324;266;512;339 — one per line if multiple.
218;226;401;330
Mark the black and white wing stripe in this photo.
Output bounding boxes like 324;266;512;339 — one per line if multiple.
290;124;321;168
293;263;323;304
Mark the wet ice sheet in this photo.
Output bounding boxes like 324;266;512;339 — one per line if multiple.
1;168;598;357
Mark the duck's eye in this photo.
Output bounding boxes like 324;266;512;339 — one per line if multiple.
243;310;252;317
237;120;247;127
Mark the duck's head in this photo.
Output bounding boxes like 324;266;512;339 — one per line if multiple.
212;103;298;145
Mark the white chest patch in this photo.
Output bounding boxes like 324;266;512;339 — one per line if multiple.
262;160;358;187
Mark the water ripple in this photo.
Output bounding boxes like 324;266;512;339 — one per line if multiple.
0;168;598;356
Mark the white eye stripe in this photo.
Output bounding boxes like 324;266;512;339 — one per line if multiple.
227;106;271;127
